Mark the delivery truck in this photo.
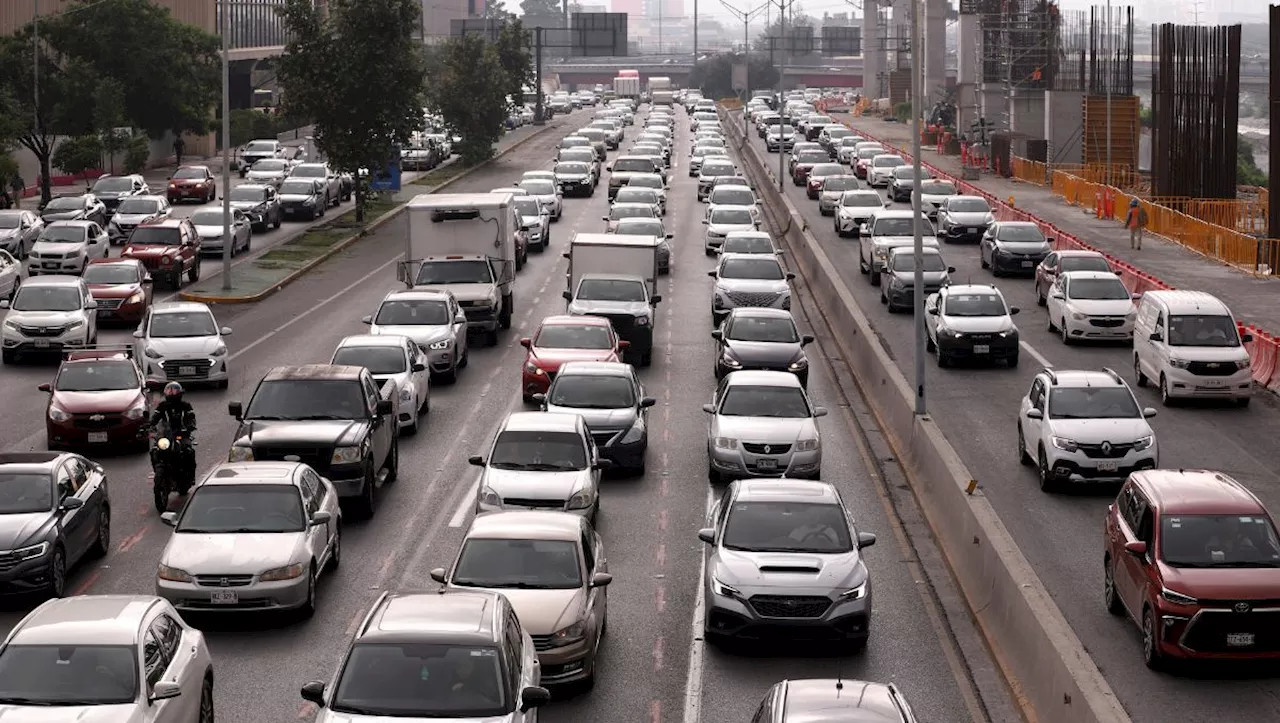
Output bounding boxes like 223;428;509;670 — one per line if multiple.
399;193;517;346
562;233;661;366
614;76;641;100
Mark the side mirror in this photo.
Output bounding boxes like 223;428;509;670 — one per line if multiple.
813;406;829;417
1149;332;1163;342
927;307;939;315
640;396;657;408
1025;408;1043;419
520;337;532;348
1050;292;1064;300
697;528;715;544
84;300;98;311
707;270;716;277
1242;332;1254;343
947;266;956;273
361;315;373;324
606;164;613;171
455;311;467;324
520;686;552;713
1131;293;1143;301
430;567;447;583
142;275;153;284
590;572;613;587
160;511;180;526
651;295;662;304
618;340;631;349
468;455;486;467
1143;407;1158;418
37;383;51;393
701;403;715;414
562;290;573;301
59;496;85;511
593;458;614;470
786;272;796;280
701;219;709;224
375;399;394;415
151;681;182;701
228;401;243;419
710;330;723;340
666;233;674;239
300;681;326;706
219;326;232;336
1124;540;1148;558
411;362;426;372
857;531;877;549
602;216;610;221
132;330;144;338
1009;307;1020;315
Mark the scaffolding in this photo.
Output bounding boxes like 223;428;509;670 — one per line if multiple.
1051;6;1138;177
977;0;1059;137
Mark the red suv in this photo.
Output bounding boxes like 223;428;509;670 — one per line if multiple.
122;219;202;289
1103;469;1280;669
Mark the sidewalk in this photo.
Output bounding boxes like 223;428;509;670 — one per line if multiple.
838;113;1280;335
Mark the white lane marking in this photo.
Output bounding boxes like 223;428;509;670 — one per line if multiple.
681;487;715;723
449;474;481;528
1020;340;1053;369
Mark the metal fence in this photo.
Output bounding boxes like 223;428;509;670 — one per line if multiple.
215;0;289;51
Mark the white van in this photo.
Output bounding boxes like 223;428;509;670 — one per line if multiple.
1132;290;1254;406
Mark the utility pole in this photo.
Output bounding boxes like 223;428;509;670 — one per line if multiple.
220;0;233;291
910;0;925;415
719;0;769;131
533;27;545;124
658;0;663;54
776;0;788;189
1104;0;1112;186
694;0;699;58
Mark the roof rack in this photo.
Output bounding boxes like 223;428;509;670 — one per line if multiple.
63;344;135;361
1101;367;1124;385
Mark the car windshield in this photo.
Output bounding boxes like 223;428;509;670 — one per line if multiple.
115;199;160;214
630;177;665;191
1159;514;1280;568
891;253;947;272
770;126;795;136
823;177;859;192
0;473;52;513
0;644;137;705
561;138;590;147
710;209;754;225
1060;256;1112;273
550;375;636;408
811;165;844;177
714;178;750;188
513;199;542;217
246;380;370;420
536;324;613;349
826;127;851;137
520;180;556;195
722;237;774;254
83;265;139;285
892;168;916;180
614;159;654;173
1047;387;1139;419
702;164;735;176
416;259;492;285
176;484;306;533
279;181;316;195
615;220;664;237
245;141;276;153
873;156;905;167
251;160;287;172
452;538;582;588
615;189;658;204
129;226;182;245
711;189;755;206
12;286;81;312
40;226;86;243
947;198;990;212
490;430;587;470
292;166;326;178
609;205;655;220
857;148;884;159
797;152;827;163
873;217;935;235
44;197;83;211
92;177;132;192
55;361;138;392
921;181;957;195
842;193;882;207
331;643;506;718
720;257;784;280
190;210;232;226
0;214;20;229
727;316;798;342
172;168;206;180
229;187;267;202
718;385;810;417
375;299;450;326
332;345;408;375
150;312;217;338
1168;314;1241;347
1067;277;1129;300
943;293;1006;317
556;163;590;174
997;225;1045;242
722;501;853;553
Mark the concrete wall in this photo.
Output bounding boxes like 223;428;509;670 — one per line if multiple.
1044;90;1084;164
1010;91;1045;155
980;85;1007;127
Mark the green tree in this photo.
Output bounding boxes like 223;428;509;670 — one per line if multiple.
52;135;104;186
276;0;428;222
424;34;510;164
689;53;780;100
1238;135;1268;188
93;79;130;174
521;0;564;26
494;21;533;111
483;0;515;20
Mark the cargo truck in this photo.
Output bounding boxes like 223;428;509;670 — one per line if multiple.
562;233;661;366
614;76;641;100
399;193;517;346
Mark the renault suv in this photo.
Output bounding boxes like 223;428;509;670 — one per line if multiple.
703;371;825;481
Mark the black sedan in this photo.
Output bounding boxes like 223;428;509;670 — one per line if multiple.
712;308;813;387
227;184;283;231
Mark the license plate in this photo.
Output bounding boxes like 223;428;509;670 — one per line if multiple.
178;366;197;376
1097;461;1118;472
43;263;58;269
210;590;238;605
1201;379;1225;387
97;309;111;317
1227;632;1255;647
87;432;108;443
973;344;990;354
33;339;50;348
756;459;778;471
969;227;979;233
1021;261;1034;268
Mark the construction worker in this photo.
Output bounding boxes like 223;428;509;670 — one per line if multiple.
1125;198;1148;250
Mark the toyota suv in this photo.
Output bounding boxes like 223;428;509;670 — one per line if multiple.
1018;368;1158;492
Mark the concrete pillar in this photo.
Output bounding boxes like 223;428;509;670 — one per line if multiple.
980;85;1007;127
1043;90;1083;164
1009;90;1045;156
955;13;980;132
924;0;947;104
862;3;882;99
890;0;910;71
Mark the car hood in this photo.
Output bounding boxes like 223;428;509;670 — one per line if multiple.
32;241;86;257
920;194;952;206
945;211;993;225
41;211;85;222
1068;298;1135;316
481;468;591;497
714;415;815;441
530;348;618;367
317;713;508;723
1158;566;1280;600
246;171;287;182
888;270;950;286
122;245;180;257
372;323;451;346
544;404;637;430
940;315;1015;333
370;371;412;391
1048;418;1152;444
567;299;650;316
838;206;879;218
149;336;222;356
0;512;54;549
278;193;317;203
88;283;141;299
162;531;307;574
556;172;591;181
519;214;545;228
0;703;143;722
229;200;264;212
112;213;159;226
463;586;585;635
52;389;144;414
609;171;646;182
723;339;803;365
237;419;368;448
194;224;228;238
713;548;864;590
5;310;82;326
995;240;1051;254
707;222;755;235
716;278;789;294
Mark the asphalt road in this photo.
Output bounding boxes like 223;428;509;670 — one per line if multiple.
742;122;1280;723
0;111;989;723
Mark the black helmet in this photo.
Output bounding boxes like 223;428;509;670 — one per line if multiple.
163;381;184;401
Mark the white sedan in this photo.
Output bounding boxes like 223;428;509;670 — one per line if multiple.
331;334;432;434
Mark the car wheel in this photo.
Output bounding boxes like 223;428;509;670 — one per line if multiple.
707;465;720;484
1134;355;1149;387
1035;282;1046;306
299;563;317;619
1060;319;1071;345
1046;312;1057;333
188;261;200;283
353;461;376;519
1160;375;1174;406
1142;608;1163;670
980;250;989;269
385;439;399;483
329;525;342;569
1103;556;1124;615
49;547;66;598
90;506;111;558
1017;423;1033;466
273;214;282;229
1008;353;1019;368
404;409;419;435
936;350;948;367
198;676;214;723
925;334;936;352
1037;448;1056;493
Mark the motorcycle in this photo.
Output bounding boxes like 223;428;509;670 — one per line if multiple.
150;417;196;514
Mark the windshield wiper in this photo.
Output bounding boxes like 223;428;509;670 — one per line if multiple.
0;697;58;706
1204;561;1280;568
490;462;532;470
246;415;286;420
524;463;581;471
331;705;389;716
294;415;349;421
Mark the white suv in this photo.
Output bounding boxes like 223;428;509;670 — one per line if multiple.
0;275;98;362
1017;368;1159;492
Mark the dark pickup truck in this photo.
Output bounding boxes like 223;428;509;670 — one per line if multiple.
226;364;399;518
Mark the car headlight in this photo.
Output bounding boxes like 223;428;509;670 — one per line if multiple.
399;386;414;403
997;330;1015;338
478;485;501;507
551;620;588;645
1238;358;1252;370
713;436;738;449
1168;358;1191;370
331;446;362;465
874;247;889;259
795;438;820;452
635;314;650;327
67;320;84;331
721;352;742;368
619;417;646;444
144;345;162;359
124;404;147;421
10;542;49;562
3;320;18;331
566;489;594;510
710;576;741;598
1126;311;1138;320
302;198;315;205
1161;587;1197;606
1071;312;1087;321
228;446;254;462
126;291;145;304
157;564;193;583
1051;436;1078;452
789;356;808;370
260;563;306;582
48;407;71;423
429;339;451;350
211;343;227;357
525;362;544;375
1133;435;1154;452
839;580;868;600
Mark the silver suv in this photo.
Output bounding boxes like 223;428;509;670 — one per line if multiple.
0;275;97;363
709;253;794;327
703;370;825;481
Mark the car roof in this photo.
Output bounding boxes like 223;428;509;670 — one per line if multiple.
724;369;803;387
0;451;64;470
725;230;771;239
262;364;365;381
384;289;451;302
176;165;212;172
781;679;909;723
1057;249;1104;257
501;411;581;432
556;360;635;377
1060;270;1121;282
886;245;942;256
735;479;840;504
21;275;82;288
45;220;94;228
9;596;165;647
64;349;136;363
720;252;780;263
465;510;584;541
138;218;186;227
1040;368;1126;388
1134;470;1268;517
1141;289;1231;315
235;183;273;191
337;334;411;349
361;591;501;646
872;209;922;219
944;283;1002;296
728;307;794;321
201;461;304;486
539;314;611;329
152;301;212;315
994;221;1040;229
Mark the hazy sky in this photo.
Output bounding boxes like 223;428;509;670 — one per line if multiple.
721;0;1267;26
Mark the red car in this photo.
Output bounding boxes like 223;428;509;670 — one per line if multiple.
1103;469;1280;669
167;165;217;204
121;218;202;289
84;258;152;325
520;315;626;402
790;150;828;186
40;348;152;451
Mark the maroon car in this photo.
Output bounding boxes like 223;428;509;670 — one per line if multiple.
790;149;829;186
166;165;217;204
40;348;152;451
85;258;152;325
122;218;201;289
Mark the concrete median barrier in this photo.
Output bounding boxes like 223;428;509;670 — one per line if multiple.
722;107;1131;723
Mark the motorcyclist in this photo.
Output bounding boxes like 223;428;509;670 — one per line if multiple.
150;382;197;485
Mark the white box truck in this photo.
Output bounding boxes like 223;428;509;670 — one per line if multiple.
614;76;641;99
562;233;661;366
649;76;671;92
399;193;517;346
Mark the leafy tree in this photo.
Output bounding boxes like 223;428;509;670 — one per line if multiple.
423;34;510;164
689;53;780;100
1238;135;1268;188
521;0;564;26
275;0;429;222
93;79;130;174
494;21;533;111
483;0;515;20
52;135;104;186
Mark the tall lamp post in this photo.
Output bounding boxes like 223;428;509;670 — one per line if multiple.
909;0;925;415
718;0;769;133
220;0;233;291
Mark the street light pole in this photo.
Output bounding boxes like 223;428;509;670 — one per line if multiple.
718;0;769;133
776;0;788;190
910;0;925;415
220;0;233;291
